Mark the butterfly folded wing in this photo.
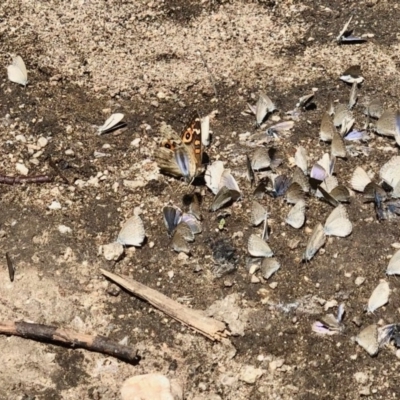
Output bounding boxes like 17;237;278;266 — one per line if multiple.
155;115;203;183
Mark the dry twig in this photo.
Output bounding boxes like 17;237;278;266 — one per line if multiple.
0;320;141;365
101;269;227;341
0;174;54;184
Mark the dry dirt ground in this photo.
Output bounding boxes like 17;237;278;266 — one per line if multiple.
1;0;400;399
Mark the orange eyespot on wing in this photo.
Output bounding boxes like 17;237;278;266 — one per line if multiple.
182;128;195;145
161;139;177;151
181;114;201;143
180;115;202;166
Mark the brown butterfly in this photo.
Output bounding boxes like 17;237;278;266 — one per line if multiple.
155;114;203;183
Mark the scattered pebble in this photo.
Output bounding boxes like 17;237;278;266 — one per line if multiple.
269;359;285;372
15;134;26;142
121;374;182;400
131;138;141;147
15;162;29;175
207;294;248;336
37;137;48;148
355;276;366;286
354;372;369;385
239;365;264;384
359;386;371;396
58;225;72;234
324;299;337;311
288;239;300;249
177;252;189;261
48;200;62;210
102;242;124;261
107;283;121;296
224;278;234;287
123;179;145;188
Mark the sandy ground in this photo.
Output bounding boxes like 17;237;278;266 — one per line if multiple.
1;0;400;399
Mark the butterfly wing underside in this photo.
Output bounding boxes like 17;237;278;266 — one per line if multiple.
156;115;203;183
180;114;203;167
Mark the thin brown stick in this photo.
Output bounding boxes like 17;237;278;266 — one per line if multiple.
0;174;54;184
0;321;141;365
101;269;227;341
5;252;15;282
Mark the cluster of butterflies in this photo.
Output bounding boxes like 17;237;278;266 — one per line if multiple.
8;43;400;357
162;197;202;255
312;270;400;357
350;156;400;221
246;144;354;264
150;68;400;262
149;67;400;357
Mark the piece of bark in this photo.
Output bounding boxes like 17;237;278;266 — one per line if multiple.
101;269;227;341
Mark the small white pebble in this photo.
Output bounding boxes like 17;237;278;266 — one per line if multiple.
15;163;29;176
355;276;366;286
354;372;369;385
130;138;141;147
269;359;284;371
271;115;281;122
37;137;48;148
48;200;62;210
15;134;26;143
118;336;129;346
324;299;337;311
232;231;243;239
123;180;145;189
102;242;124;261
58;225;72;234
33;150;43;159
177;252;189;261
239;132;250;141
